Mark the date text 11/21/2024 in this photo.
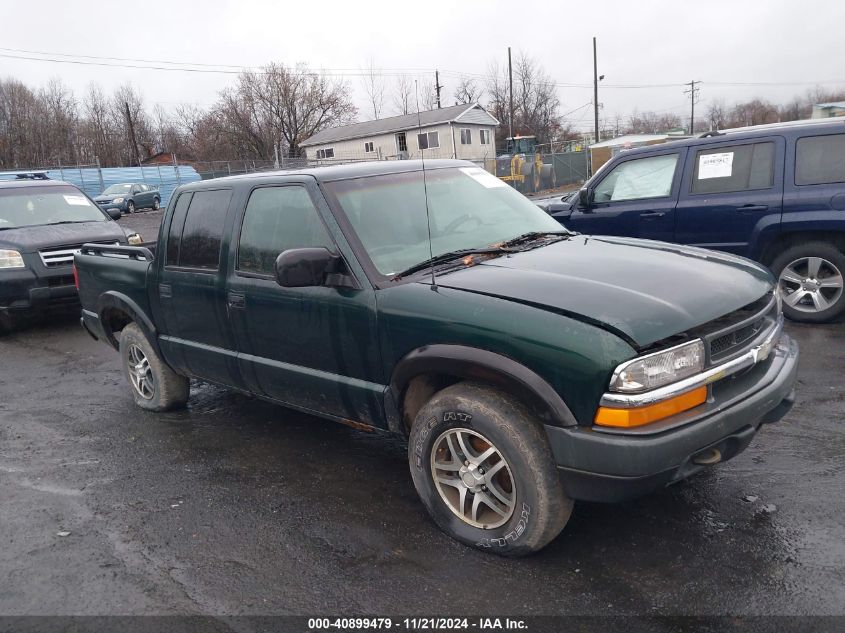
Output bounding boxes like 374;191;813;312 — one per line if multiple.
307;617;528;630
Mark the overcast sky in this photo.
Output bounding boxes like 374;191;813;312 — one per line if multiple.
2;0;843;132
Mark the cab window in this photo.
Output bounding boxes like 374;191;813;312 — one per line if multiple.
237;186;333;276
593;154;679;202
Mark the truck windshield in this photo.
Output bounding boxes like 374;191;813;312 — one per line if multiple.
0;185;107;229
103;184;132;195
325;166;564;276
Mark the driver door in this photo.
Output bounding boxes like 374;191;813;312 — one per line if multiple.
567;149;686;241
226;181;384;427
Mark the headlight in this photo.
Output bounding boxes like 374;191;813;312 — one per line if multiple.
127;233;143;245
609;339;705;393
112;197;125;204
0;249;25;269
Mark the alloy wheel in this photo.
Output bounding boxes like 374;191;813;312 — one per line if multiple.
430;428;516;529
778;256;844;313
127;344;155;400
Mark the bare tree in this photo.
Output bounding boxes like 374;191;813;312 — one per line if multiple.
362;58;385;120
227;62;357;158
413;77;437;111
391;74;413;115
453;76;483;105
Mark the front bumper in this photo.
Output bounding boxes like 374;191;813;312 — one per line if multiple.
545;331;799;502
0;266;78;325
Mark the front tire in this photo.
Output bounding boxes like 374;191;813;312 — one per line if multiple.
408;382;572;556
771;241;845;323
152;197;160;211
119;323;189;411
126;201;136;214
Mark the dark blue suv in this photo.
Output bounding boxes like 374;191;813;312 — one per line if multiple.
546;119;845;323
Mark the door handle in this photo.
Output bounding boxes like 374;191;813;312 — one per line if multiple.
227;292;245;309
640;211;665;219
158;283;172;299
737;204;769;213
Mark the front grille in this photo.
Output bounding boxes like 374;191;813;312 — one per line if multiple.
704;293;778;364
709;315;767;361
39;241;118;267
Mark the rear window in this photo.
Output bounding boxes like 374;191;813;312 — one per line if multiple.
691;142;774;194
795;134;845;185
166;189;232;270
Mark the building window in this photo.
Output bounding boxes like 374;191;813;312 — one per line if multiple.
479;129;491;145
460;128;472;145
396;132;407;153
417;131;440;150
316;148;335;159
364;141;374;153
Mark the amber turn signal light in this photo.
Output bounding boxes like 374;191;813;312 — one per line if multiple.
594;386;707;428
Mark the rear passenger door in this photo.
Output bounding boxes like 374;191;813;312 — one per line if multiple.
567;149;684;241
156;187;244;388
675;137;784;257
226;182;384;426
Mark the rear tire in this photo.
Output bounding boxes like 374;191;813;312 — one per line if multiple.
408;382;572;556
119;323;189;411
770;241;845;323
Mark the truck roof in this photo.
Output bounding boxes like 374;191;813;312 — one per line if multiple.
177;159;475;191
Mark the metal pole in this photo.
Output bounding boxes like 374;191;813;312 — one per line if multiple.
435;70;442;109
171;153;182;185
593;37;599;145
96;157;105;192
507;47;514;140
691;80;696;134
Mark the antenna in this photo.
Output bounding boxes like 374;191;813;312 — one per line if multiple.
415;80;437;291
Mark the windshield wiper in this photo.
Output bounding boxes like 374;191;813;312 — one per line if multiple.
502;230;572;247
394;247;516;279
45;220;91;226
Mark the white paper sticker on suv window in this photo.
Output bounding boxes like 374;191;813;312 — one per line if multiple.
460;167;508;188
698;152;734;179
63;194;90;206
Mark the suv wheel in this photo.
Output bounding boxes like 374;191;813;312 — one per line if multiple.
119;323;189;411
126;200;136;214
771;241;845;323
408;382;572;556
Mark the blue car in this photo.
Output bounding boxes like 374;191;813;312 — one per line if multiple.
546;118;845;323
94;183;160;215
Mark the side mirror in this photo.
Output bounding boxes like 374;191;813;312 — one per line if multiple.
106;208;122;220
578;187;594;210
274;247;341;288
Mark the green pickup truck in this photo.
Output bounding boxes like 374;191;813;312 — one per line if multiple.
75;160;798;555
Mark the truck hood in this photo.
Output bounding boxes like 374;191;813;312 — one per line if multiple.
432;236;773;347
0;221;126;253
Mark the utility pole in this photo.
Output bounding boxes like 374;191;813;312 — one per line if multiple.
684;80;700;134
124;101;141;166
593;37;599;145
435;70;443;109
507;46;514;139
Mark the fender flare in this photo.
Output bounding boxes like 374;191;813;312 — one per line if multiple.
387;344;578;432
96;291;159;355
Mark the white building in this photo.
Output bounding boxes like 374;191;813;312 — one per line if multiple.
300;104;499;163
